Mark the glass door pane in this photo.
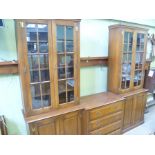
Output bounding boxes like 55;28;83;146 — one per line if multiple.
134;33;145;86
26;23;51;109
56;24;75;104
121;32;133;89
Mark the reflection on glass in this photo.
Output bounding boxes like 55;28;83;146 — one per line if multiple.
67;79;74;102
66;54;73;66
31;84;42;109
31;84;40;97
122;64;131;74
39;43;48;53
121;78;130;89
32;96;42;109
121;63;131;89
124;32;128;43
57;41;64;53
66;26;73;41
134;70;142;86
40;54;49;69
39;32;48;41
42;95;50;107
57;25;64;40
124;32;133;44
41;70;50;81
66;41;73;52
57;54;65;67
27;42;37;53
67;67;74;78
58;80;66;104
135;53;143;63
136;33;145;52
42;83;50;95
28;55;39;70
123;43;132;52
58;68;65;79
38;24;48;41
30;71;39;82
27;24;37;42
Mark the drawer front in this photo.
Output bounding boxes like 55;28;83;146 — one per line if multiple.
89;120;122;135
89;101;123;121
109;129;122;135
88;111;123;132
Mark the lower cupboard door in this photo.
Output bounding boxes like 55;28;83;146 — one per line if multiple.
29;118;58;135
59;111;82;135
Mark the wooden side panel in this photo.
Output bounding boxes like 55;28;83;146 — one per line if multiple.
108;28;122;93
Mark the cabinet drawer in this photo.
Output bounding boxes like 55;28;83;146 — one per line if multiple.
89;120;122;135
88;111;123;132
89;101;123;121
109;129;122;135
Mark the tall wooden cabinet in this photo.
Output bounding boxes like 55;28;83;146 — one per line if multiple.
108;25;148;94
16;19;82;135
16;19;80;117
108;25;148;132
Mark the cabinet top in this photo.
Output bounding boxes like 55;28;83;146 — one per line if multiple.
15;19;81;22
109;24;148;31
25;92;124;123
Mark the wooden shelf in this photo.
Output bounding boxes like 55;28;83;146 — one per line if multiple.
0;61;18;74
80;57;108;67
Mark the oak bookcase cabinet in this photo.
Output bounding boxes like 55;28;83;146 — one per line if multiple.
16;19;80;117
17;21;148;135
108;25;148;93
16;19;82;135
108;25;148;132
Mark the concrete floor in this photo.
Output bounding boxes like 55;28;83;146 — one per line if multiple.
124;105;155;135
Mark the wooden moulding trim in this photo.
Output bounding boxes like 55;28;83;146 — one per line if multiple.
108;24;149;31
0;61;18;74
80;57;108;67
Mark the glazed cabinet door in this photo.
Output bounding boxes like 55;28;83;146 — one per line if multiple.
52;20;80;108
120;30;134;91
29;117;59;135
59;111;82;135
17;20;55;116
133;32;147;89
